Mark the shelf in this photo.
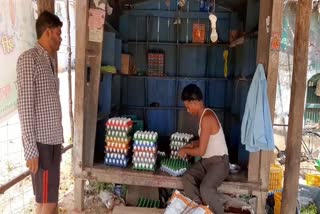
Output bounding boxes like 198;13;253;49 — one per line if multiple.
123;10;230;19
113;74;229;81
122;105;226;112
82;164;263;194
125;41;229;47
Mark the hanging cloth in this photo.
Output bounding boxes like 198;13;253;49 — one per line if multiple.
241;64;275;152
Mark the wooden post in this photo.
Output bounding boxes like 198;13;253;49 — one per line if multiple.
253;0;283;212
281;0;312;213
37;0;55;14
74;0;89;211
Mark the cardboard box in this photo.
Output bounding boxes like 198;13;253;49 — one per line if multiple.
192;23;206;43
121;54;134;75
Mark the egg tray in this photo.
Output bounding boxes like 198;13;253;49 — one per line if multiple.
133;141;157;147
133;151;157;159
105;136;132;143
169;151;188;161
160;165;187;177
170;132;194;143
105;151;131;159
104;156;130;168
133;131;158;142
170;141;189;150
105;141;131;148
132;163;156;171
137;197;160;208
132;157;156;164
106;125;133;132
133;145;157;153
160;158;190;176
106;130;132;137
105;147;130;155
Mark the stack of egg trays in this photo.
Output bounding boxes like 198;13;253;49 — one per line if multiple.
160;158;191;177
137;197;160;208
170;132;194;160
132;131;158;171
104;117;133;168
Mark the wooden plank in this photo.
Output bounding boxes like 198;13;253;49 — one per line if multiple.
74;0;89;176
82;3;106;167
74;0;89;211
112;206;165;214
281;0;312;213
82;165;264;195
258;1;284;213
74;178;85;212
37;0;54;14
249;0;272;184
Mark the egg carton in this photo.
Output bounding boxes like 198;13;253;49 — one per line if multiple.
133;151;157;159
105;146;130;154
105;136;131;143
105;142;130;149
106;130;131;138
105;152;129;159
104;156;129;168
133;141;157;147
160;165;187;177
137;197;160;208
106;117;133;127
132;156;156;164
133;131;158;142
134;140;157;146
133;162;156;171
170;132;194;143
169;151;188;161
170;141;190;151
133;145;157;153
160;158;190;176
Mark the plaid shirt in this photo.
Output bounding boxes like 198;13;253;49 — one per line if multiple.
17;43;64;160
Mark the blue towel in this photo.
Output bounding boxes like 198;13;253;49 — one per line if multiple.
241;64;275;152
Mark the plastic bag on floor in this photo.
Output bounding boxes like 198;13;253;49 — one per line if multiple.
99;190;115;209
164;190;213;214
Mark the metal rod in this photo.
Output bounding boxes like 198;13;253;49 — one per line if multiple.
0;144;73;194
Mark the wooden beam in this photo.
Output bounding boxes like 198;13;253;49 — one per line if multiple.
251;0;283;212
83;4;106;167
112;206;165;214
81;165;264;195
74;0;89;211
281;0;312;213
37;0;55;14
249;0;272;184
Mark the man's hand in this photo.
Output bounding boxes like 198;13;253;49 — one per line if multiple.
26;157;39;174
177;148;187;159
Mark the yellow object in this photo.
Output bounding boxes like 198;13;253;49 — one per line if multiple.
223;50;228;78
274;192;282;214
306;173;320;187
268;164;283;192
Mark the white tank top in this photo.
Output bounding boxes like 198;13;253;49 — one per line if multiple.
198;108;229;158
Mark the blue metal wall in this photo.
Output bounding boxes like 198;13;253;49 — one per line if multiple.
98;0;259;167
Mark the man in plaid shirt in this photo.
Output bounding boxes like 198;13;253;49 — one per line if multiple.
17;11;63;214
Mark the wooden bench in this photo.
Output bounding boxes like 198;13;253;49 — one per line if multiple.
81;164;265;195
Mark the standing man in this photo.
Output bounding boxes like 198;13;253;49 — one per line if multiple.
177;84;229;214
17;11;63;214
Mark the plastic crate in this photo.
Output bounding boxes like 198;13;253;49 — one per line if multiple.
268;164;283;192
306;173;320;187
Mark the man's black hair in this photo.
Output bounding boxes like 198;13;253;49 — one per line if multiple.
36;10;63;39
181;84;203;101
